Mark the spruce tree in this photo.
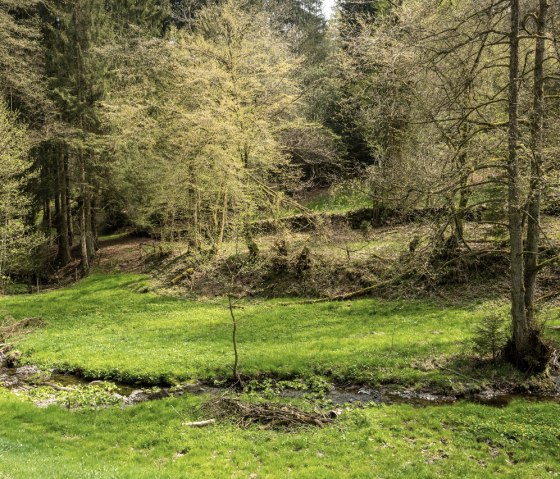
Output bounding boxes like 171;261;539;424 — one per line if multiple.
0;102;41;290
0;0;46;123
41;0;111;271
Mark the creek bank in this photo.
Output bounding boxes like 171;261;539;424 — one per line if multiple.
0;364;222;408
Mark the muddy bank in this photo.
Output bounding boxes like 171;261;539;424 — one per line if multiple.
326;384;560;408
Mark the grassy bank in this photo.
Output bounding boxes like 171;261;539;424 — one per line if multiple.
2;273;558;388
0;389;558;478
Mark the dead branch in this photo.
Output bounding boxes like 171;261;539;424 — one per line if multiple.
0;317;44;342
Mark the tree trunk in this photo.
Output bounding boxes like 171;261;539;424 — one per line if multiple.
43;198;51;230
55;148;72;266
454;149;470;244
524;0;549;323
90;197;99;252
85;192;95;260
219;191;228;245
64;155;73;247
79;152;90;275
507;0;530;359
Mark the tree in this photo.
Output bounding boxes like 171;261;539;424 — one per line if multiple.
0;102;41;291
0;0;47;125
506;0;528;363
524;0;550;325
105;0;329;247
40;0;114;272
331;0;559;368
506;0;555;367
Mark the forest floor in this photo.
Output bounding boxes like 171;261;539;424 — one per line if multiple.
135;212;560;303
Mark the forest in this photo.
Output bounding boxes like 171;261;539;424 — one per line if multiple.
0;0;559;477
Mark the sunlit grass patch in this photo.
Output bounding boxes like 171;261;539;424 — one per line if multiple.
0;273;545;388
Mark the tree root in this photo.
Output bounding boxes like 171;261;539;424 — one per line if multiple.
503;332;554;373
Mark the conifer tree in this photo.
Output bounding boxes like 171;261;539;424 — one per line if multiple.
0;102;41;290
41;0;111;271
0;0;46;124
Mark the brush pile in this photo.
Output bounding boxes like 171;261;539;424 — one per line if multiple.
204;397;336;429
0;316;43;343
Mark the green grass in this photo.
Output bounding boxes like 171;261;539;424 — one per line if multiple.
0;389;558;478
3;273;558;388
268;185;373;218
0;273;512;386
304;187;373;214
1;273;559;478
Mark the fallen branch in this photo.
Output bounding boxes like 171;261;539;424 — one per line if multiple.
329;273;410;301
536;291;560;303
281;272;410;306
183;419;216;428
434;363;483;384
42;382;76;392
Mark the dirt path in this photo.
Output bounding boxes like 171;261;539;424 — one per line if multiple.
95;235;157;274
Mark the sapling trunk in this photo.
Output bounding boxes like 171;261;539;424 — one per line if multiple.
228;295;242;387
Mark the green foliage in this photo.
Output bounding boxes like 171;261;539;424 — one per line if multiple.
263;0;328;62
243;377;325;400
105;0;333;245
0;0;46;120
106;0;170;35
44;0;110;131
305;182;373;213
0;102;43;283
24;382;123;409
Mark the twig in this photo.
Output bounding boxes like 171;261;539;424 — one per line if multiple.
536;291;560;303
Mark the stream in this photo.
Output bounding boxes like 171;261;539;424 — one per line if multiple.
1;364;559;409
